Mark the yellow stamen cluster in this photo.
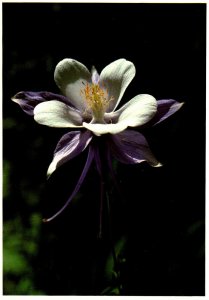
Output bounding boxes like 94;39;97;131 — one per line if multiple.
81;83;110;122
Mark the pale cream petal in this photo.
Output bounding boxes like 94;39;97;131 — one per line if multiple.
107;94;157;127
54;58;91;111
34;100;83;128
99;58;136;112
82;121;128;136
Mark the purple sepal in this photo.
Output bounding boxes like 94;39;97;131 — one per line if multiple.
109;129;161;167
151;99;184;126
44;145;95;222
48;130;93;177
11;91;70;116
94;146;102;176
91;66;100;84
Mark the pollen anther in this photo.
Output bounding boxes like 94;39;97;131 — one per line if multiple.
81;83;113;122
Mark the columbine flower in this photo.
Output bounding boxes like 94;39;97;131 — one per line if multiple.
12;58;183;221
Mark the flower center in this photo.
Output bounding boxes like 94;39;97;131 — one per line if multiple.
81;82;111;123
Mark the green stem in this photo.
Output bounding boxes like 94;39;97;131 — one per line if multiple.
106;191;123;295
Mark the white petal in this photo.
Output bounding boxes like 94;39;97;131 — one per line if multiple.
115;94;157;127
83;94;157;135
54;58;91;111
34;100;83;128
83;121;128;136
99;59;136;112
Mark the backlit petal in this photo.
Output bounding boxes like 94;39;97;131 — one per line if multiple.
54;58;91;111
99;59;136;112
34;100;83;128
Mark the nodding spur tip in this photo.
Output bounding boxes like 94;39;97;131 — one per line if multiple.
42;218;49;223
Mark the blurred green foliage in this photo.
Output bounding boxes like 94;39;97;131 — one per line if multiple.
3;214;44;294
3;161;11;198
3;149;44;294
104;236;126;281
101;236;127;295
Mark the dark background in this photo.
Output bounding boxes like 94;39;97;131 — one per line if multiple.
3;3;205;295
